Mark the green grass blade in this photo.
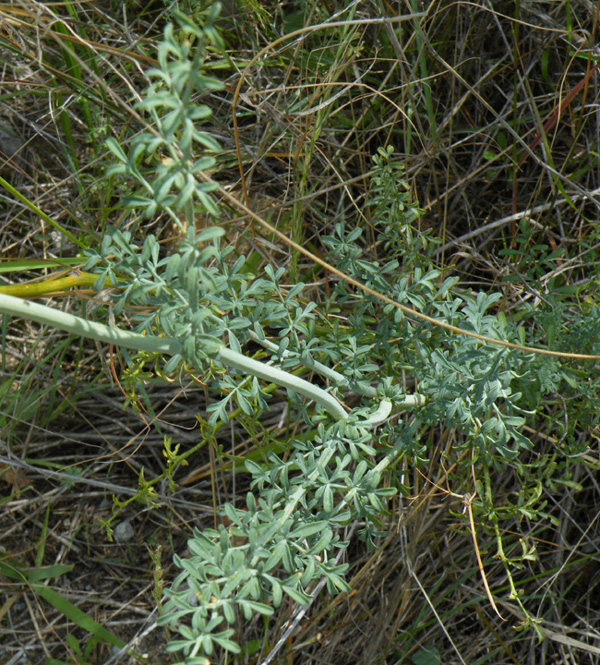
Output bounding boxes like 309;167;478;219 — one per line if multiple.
32;584;126;649
0;175;85;249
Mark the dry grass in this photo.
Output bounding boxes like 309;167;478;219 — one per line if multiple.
2;0;600;663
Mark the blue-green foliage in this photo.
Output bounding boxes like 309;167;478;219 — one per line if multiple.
94;7;592;662
149;154;555;659
368;145;438;267
104;7;223;222
321;214;534;463
160;421;401;660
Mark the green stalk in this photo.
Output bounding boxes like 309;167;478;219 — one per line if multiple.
0;293;348;421
0;271;103;298
217;347;348;420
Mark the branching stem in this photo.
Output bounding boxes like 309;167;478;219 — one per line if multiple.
0;293;351;420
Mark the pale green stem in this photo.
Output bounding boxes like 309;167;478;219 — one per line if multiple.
217;347;347;420
0;293;347;420
248;330;370;395
0;293;178;354
0;294;425;425
246;330;415;424
360;399;393;427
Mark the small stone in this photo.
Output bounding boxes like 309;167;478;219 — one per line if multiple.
114;520;134;543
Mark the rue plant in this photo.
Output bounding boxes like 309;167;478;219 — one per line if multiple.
1;6;597;663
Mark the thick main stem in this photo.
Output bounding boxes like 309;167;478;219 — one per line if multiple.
0;293;348;420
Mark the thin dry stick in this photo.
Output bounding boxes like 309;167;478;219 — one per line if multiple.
434;190;600;256
414;466;503;620
464;492;505;621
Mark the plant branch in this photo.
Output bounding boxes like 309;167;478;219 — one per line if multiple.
0;293;349;420
205;172;600;361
